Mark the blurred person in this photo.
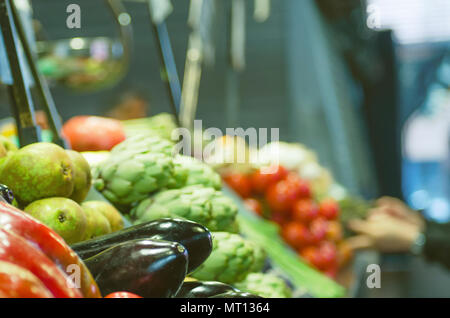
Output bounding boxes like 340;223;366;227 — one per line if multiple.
348;197;450;269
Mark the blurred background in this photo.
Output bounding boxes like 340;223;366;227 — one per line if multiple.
0;0;448;297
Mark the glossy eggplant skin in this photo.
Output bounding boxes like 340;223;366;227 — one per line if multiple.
84;239;188;298
175;281;237;298
71;218;212;273
210;291;262;298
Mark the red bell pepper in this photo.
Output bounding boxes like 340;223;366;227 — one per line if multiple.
0;260;54;298
0;202;100;297
0;229;81;298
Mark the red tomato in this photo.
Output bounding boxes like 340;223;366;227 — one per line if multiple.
244;198;263;216
281;222;313;249
265;180;300;214
250;165;288;194
317;241;338;270
299;246;322;269
292;199;319;224
271;212;289;227
309;217;328;244
323;265;338;279
223;174;252;198
319;199;340;220
104;292;142;298
62;116;126;151
285;174;311;199
325;221;343;242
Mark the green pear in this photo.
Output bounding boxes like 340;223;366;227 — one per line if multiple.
66;150;91;203
25;197;87;244
81;200;124;232
81;203;112;240
0;143;7;159
0;142;74;205
0;135;18;155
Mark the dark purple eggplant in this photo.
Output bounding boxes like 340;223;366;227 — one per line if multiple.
84;239;188;298
71;218;212;273
0;184;14;204
210;291;263;298
175;281;238;298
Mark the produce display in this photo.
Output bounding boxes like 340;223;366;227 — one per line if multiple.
0;111;370;299
0;118;295;298
90;130;291;297
209;139;357;279
0;191;240;298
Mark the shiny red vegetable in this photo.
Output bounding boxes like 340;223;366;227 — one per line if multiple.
62;116;126;151
104;292;143;298
0;202;100;298
0;229;81;298
0;261;54;298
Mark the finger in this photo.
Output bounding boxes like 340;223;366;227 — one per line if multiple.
346;235;374;250
375;196;394;207
347;219;372;235
367;207;388;219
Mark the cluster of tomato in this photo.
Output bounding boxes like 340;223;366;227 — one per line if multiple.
223;165;352;279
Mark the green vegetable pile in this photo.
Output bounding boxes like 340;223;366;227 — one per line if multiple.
131;185;238;232
92;127;292;297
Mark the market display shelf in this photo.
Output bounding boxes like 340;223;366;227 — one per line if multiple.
222;186;378;298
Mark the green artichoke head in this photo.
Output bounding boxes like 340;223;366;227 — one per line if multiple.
234;273;292;298
94;150;174;207
132;185;238;232
191;232;266;284
168;155;222;190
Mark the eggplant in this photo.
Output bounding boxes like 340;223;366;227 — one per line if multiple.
210;291;263;298
0;184;14;204
175;281;238;298
84;239;188;298
71;218;212;273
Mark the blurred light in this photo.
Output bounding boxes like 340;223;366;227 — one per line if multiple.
118;13;131;26
70;37;85;50
426;197;450;222
366;0;450;44
90;39;109;61
409;190;430;210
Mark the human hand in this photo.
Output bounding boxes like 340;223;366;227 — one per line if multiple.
370;196;425;230
347;212;422;253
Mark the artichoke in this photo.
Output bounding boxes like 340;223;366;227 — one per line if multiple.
110;133;175;157
234;273;292;298
131;185;238;232
191;232;266;284
93;150;174;206
122;113;178;141
169;155;222;190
